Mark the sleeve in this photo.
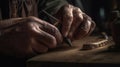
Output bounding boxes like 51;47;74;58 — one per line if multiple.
45;0;68;15
37;0;68;23
38;0;68;15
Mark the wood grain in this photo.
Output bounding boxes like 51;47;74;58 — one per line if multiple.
27;36;117;67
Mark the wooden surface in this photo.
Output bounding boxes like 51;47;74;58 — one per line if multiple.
27;36;120;67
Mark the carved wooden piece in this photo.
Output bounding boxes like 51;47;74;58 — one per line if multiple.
27;36;115;67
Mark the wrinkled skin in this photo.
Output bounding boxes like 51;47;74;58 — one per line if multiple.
0;4;95;58
55;4;95;40
0;17;63;58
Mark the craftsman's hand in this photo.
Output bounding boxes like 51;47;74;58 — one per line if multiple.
55;4;96;41
0;16;62;58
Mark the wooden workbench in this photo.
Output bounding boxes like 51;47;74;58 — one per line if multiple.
27;36;120;67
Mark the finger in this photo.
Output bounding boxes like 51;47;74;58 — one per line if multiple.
27;16;63;45
31;38;48;53
28;23;57;49
81;14;96;36
40;21;63;45
61;4;74;37
73;16;92;40
68;7;83;39
85;20;96;36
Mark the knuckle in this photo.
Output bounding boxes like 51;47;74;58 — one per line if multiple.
73;8;83;21
27;16;36;20
54;26;59;32
27;16;38;22
83;14;92;21
64;4;73;8
76;13;83;21
74;7;82;13
49;37;57;48
26;16;34;21
64;14;73;21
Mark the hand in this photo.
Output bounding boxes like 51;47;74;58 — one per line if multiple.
0;16;63;58
55;4;96;41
